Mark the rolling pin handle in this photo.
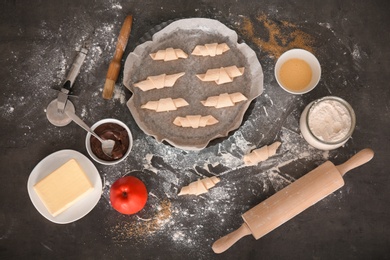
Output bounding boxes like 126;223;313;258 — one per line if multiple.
336;148;374;177
212;222;251;254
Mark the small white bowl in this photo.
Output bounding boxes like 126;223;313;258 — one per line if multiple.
274;49;321;94
85;118;133;165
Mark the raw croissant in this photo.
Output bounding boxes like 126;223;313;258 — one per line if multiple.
201;92;248;108
141;98;189;112
150;48;188;61
191;43;230;57
243;141;281;166
134;72;185;91
173;115;218;128
178;176;220;196
196;66;245;85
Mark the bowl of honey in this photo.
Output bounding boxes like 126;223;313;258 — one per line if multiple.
274;49;321;94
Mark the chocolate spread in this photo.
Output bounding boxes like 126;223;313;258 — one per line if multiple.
90;123;129;161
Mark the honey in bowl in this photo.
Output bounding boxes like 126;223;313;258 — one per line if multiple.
279;58;312;92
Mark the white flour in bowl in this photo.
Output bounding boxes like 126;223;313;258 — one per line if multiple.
308;99;352;142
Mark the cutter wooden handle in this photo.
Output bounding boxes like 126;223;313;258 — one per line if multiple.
102;15;133;99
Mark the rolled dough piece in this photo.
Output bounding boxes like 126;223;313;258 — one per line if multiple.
191;43;230;57
150;47;188;61
134;72;185;91
141;98;189;112
178;176;220;196
196;66;245;85
173;115;219;128
201;92;248;108
243;141;282;166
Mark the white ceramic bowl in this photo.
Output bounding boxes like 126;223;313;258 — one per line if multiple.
274;49;321;94
85;118;133;165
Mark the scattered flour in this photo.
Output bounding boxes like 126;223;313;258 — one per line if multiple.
104;100;332;255
4;13;359;258
318;21;366;72
79;106;87;118
351;43;362;61
3;18;120;145
113;85;126;104
84;44;103;73
0;104;15;119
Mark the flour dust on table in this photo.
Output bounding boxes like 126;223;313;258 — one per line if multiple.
3;9;369;258
1;16;125;147
102;108;333;252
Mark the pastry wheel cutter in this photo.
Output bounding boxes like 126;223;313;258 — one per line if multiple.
46;44;88;127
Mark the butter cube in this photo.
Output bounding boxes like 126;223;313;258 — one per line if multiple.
33;159;94;217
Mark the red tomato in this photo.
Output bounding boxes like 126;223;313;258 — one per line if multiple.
109;176;148;215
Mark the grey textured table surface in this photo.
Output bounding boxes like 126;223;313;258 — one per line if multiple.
1;0;389;259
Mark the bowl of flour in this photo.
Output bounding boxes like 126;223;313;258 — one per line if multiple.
299;96;356;150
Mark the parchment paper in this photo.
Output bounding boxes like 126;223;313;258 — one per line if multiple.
123;18;263;150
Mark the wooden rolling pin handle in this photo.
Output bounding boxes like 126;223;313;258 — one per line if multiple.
102;15;133;100
336;148;374;177
212;222;251;254
211;148;374;254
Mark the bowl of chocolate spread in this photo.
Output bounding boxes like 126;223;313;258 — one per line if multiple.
85;118;132;165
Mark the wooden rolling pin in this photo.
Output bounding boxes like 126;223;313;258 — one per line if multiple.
102;15;133;99
212;148;374;254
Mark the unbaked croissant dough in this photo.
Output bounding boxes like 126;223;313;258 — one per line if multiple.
191;43;230;57
201;92;248;108
244;141;281;166
150;48;188;61
196;66;245;85
141;98;189;112
178;176;220;196
173;115;218;128
134;72;185;91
